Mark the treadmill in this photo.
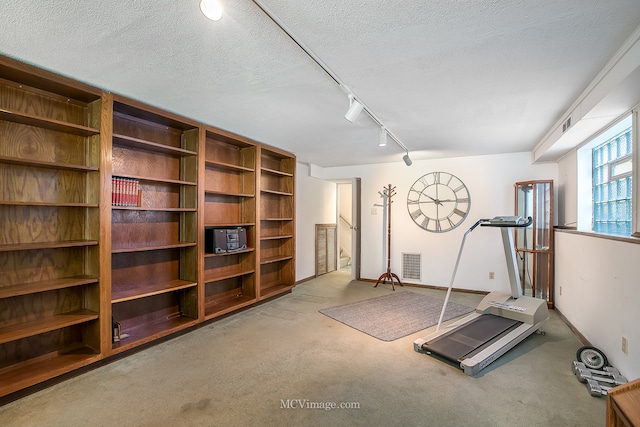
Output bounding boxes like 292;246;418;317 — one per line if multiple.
414;216;549;376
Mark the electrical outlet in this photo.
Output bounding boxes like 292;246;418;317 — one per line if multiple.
371;207;377;215
488;272;495;279
622;336;628;354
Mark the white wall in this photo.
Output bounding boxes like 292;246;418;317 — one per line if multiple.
555;231;640;379
338;183;352;221
557;151;578;227
556;149;640;380
305;152;557;293
537;27;640;378
295;163;337;280
296;149;640;380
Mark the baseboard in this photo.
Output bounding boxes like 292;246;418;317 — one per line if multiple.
360;277;489;295
554;307;591;346
296;275;316;285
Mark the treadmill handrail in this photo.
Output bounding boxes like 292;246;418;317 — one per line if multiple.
468;219;489;232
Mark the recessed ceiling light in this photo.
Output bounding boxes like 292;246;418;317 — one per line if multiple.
200;0;223;21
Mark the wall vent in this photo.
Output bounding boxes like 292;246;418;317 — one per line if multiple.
402;253;421;281
562;116;572;133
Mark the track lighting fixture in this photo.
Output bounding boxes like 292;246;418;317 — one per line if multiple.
344;94;364;123
403;152;412;166
200;0;223;21
251;0;413;166
378;127;387;147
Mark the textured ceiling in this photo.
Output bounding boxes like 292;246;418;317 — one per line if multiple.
1;1;640;166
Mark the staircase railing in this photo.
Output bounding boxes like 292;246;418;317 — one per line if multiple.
339;215;352;266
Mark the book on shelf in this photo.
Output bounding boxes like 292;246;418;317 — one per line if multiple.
111;177;141;207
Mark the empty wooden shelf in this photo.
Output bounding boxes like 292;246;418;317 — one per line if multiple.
258;147;296;299
0;55;104;396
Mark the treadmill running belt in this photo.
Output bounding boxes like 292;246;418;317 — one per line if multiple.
422;314;521;362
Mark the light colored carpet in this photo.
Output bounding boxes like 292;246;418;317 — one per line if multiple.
319;290;474;341
0;272;606;426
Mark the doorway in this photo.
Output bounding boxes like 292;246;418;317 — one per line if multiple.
337;178;361;280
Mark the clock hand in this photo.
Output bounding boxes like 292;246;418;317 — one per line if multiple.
424;195;443;206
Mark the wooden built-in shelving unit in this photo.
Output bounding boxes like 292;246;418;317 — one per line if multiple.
0;55;296;400
200;128;258;319
0;56;103;397
258;147;296;299
107;96;200;354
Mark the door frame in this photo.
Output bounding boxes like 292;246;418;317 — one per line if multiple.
352;178;361;280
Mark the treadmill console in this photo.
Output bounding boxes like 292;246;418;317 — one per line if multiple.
490;216;524;225
483;216;532;227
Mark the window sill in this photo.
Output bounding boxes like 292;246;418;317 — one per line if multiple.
555;226;640;245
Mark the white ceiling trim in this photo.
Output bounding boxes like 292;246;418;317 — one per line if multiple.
534;25;640;162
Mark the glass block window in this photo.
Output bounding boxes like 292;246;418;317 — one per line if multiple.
592;127;632;235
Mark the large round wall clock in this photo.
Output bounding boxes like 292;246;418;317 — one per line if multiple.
407;172;471;233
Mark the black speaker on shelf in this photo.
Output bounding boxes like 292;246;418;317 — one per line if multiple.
204;228;227;254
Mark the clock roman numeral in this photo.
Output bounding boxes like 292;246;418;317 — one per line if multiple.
421;217;430;229
456;197;469;203
410;210;423;220
407;198;420;205
453;208;466;217
433;172;440;184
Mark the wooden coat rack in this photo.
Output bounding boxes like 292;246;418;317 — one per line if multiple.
375;184;403;290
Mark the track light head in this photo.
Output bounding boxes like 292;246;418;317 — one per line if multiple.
403;152;412;166
378;127;387;147
344;94;363;123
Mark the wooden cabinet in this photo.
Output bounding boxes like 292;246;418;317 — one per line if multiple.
316;224;337;276
0;55;296;399
0;57;104;396
607;378;640;427
514;180;554;307
106;96;200;354
258;147;296;299
200;128;257;318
